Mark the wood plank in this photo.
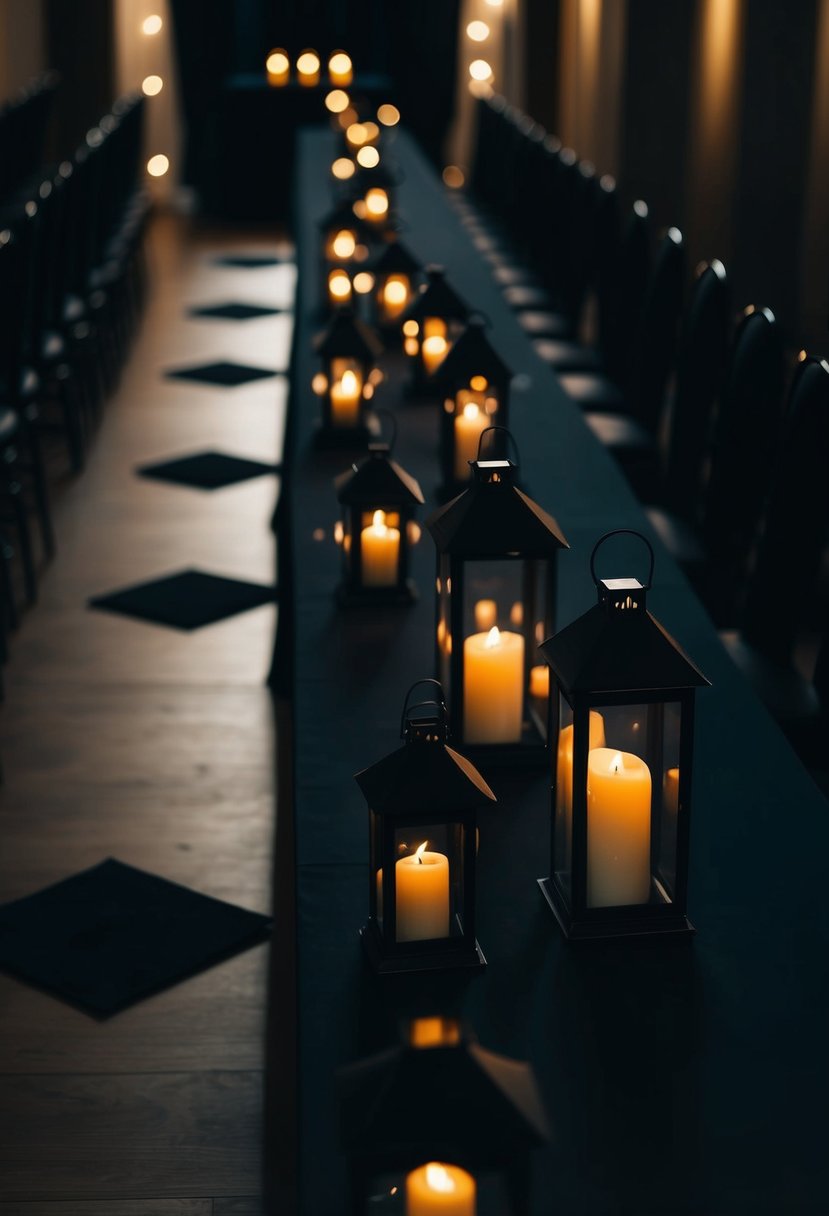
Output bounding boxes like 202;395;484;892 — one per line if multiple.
0;1071;262;1201
0;1201;212;1215
213;1201;264;1215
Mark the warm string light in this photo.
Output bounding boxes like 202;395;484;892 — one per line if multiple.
147;154;169;177
142;13;162;34
142;75;163;96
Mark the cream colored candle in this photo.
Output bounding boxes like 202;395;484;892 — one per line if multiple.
587;748;652;907
557;712;607;821
529;664;549;699
422;334;449;375
463;625;524;743
330;368;362;426
474;599;497;631
454;402;490;478
395;842;450;941
381;274;411;320
664;767;679;817
406;1162;476;1216
360;510;399;586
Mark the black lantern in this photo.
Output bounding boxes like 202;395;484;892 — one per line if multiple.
538;530;710;941
334;415;425;605
318;198;373;311
426;432;569;766
402;265;470;394
338;1016;550;1216
312;307;383;448
356;680;496;974
370;239;421;336
431;317;514;494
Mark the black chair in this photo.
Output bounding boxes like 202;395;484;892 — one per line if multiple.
719;355;829;722
648;306;787;625
0;406;38;607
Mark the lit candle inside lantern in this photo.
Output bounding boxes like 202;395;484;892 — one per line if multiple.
330;368;362;427
328;269;352;305
328;50;353;87
529;664;549;699
474;598;497;631
329;228;356;260
406;1162;476;1216
664;766;679;817
395;842;450;941
360;510;400;586
587;748;652;907
557;711;606;820
454;402;490;479
463;625;524;743
265;49;289;86
364;187;389;222
381;274;411;321
422;335;449;376
296;49;320;87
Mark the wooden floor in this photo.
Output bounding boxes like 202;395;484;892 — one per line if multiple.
0;215;294;1214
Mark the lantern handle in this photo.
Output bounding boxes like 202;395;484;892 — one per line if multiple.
400;678;447;738
476;425;520;465
373;407;398;452
589;529;655;590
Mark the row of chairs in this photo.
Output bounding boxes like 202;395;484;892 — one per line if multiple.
462;94;829;780
0;92;150;690
0;72;59;206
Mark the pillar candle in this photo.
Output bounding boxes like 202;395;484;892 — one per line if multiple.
664;767;679;817
329;229;356;260
454;402;490;479
463;625;524;743
406;1162;476;1216
381;274;411;321
266;50;290;86
296;51;320;86
557;711;607;821
329;368;362;427
422;334;449;375
587;747;652;907
529;664;549;699
328;52;353;86
395;842;450;941
474;599;497;631
360;510;400;586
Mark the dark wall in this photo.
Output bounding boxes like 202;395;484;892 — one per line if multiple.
45;0;114;157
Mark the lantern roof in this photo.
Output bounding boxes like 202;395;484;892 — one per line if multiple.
404;265;470;324
355;735;496;816
371;238;421;277
335;445;424;506
318;196;372;240
540;595;709;693
429;316;513;389
314;306;383;363
338;1029;550;1159
426;460;569;558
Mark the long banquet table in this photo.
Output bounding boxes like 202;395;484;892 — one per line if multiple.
285;126;829;1215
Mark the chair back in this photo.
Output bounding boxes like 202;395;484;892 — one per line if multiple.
662;260;731;519
740;356;829;660
627;226;685;435
701;307;786;599
602;200;651;382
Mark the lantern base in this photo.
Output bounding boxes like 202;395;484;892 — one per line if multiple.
359;920;486;974
537;878;695;942
314;417;379;451
337;580;418;607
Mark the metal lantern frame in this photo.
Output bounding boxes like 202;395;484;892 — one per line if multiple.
338;1017;550;1216
313;307;384;449
370;239;422;336
430;316;514;495
401;265;471;395
355;680;496;974
334;415;425;606
426;432;570;768
538;530;710;941
318;198;373;311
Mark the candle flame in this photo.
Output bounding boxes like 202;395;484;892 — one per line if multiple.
384;278;408;305
341;369;358;395
414;841;428;863
425;1163;456;1194
329;271;351;299
331;229;355;258
371;509;387;532
470;374;488;391
484;625;501;648
463;400;481;419
610;752;624;774
365;187;388;216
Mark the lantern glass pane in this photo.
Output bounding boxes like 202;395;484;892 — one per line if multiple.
461;559;528;745
450;385;500;480
328;357;364;429
392;823;462;942
554;692;574;897
436;554;452;691
582;701;677;909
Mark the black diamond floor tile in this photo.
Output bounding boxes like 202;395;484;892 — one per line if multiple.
189;302;285;321
165;360;280;387
0;859;272;1017
213;254;286;268
88;568;276;631
137;451;281;490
